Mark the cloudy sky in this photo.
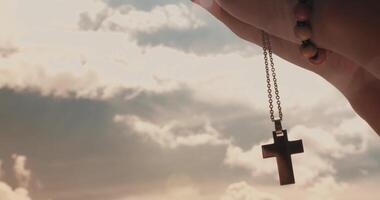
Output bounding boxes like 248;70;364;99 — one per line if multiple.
0;0;379;199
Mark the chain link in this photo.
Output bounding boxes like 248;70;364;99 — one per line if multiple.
261;31;283;121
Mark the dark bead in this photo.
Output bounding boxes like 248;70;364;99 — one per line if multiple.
294;24;312;40
294;3;312;21
300;43;318;58
309;49;327;65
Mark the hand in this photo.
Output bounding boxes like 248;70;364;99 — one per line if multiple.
191;0;380;135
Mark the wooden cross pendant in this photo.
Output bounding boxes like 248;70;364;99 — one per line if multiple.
261;120;304;185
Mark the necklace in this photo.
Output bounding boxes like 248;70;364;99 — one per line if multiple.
260;31;304;185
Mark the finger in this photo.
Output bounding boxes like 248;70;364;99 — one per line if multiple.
191;0;361;95
214;0;380;79
214;0;297;42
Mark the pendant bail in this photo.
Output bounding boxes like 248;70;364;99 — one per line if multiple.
274;119;283;135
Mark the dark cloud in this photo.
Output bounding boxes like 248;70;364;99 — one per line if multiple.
0;45;19;58
284;100;380;183
102;0;180;11
78;1;260;56
0;87;261;200
78;10;111;31
0;84;377;199
133;20;259;56
286;100;356;129
335;146;380;183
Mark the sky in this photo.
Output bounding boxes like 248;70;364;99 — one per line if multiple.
0;0;379;199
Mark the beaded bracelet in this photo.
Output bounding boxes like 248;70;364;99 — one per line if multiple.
294;0;326;65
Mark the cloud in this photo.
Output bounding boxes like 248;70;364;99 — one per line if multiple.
119;180;280;200
78;8;113;31
0;61;187;100
1;0;380;199
12;154;31;189
102;0;180;11
0;84;377;200
117;174;206;200
0;87;250;199
224;115;372;186
224;143;276;176
132;20;256;56
0;184;31;200
77;2;258;56
79;3;204;32
114;114;230;148
0;156;32;200
2;0;261;102
0;44;18;58
306;176;347;200
122;186;202;200
220;182;280;200
0;65;104;98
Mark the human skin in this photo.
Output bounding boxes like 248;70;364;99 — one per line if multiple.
191;0;380;135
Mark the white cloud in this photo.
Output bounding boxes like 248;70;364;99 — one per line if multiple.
122;185;202;200
79;3;205;33
224;143;276;176
114;114;230;149
118;180;281;200
0;0;378;200
220;182;280;200
291;117;370;158
306;176;347;200
79;8;113;31
0;156;32;200
0;0;336;108
0;65;104;98
224;116;371;186
12;154;31;189
0;43;18;58
0;184;31;200
115;3;205;32
117;175;207;200
118;176;281;200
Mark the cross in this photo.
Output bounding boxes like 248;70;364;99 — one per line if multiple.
262;120;304;185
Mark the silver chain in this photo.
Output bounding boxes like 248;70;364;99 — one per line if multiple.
261;31;283;121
